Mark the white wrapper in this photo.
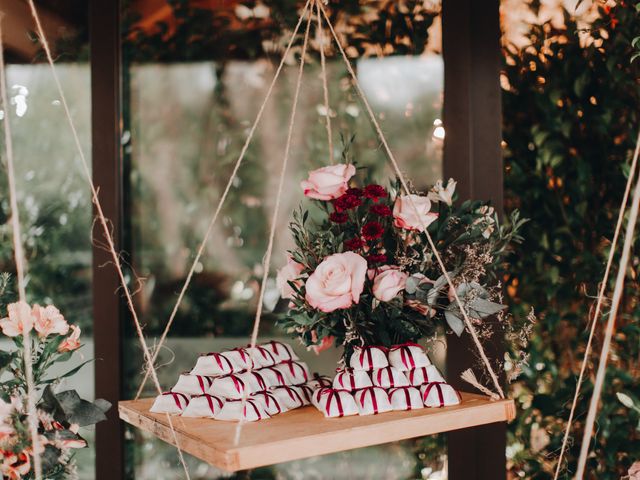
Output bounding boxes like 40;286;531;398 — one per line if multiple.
388;386;424;411
172;374;214;395
298;384;314;405
209;373;251;399
275;361;310;385
407;365;445;386
245;345;278;367
371;366;410;388
190;352;235;376
251;391;284;415
388;344;432;371
311;387;330;408
270;385;307;410
149;392;190;414
181;394;225;418
260;340;299;362
237;370;270;392
354;387;393;416
257;366;288;387
333;368;372;391
306;373;332;390
349;346;389;371
222;348;254;371
421;382;461;407
214;399;270;422
314;388;359;418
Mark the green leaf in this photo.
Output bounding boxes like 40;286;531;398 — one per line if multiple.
56;390;109;426
468;298;507;319
0;350;15;371
617;392;636;409
41;359;94;384
444;310;465;336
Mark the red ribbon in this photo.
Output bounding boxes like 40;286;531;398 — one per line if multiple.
390;387;413;410
275;386;304;406
265;366;286;386
228;374;246;395
359;387;379;414
337;370;356;390
167;392;188;409
376;367;398;387
358;346;387;369
423;382;446;407
268;340;292;359
204;394;223;414
299;385;313;403
283;361;308;382
409;367;429;385
243;399;263;420
258;393;282;414
195;375;213;393
205;352;233;372
324;390;344;417
252;372;268;391
313;373;331;387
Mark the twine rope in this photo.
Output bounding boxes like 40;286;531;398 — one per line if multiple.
553;129;640;479
134;0;313;399
25;2;191;477
575;136;640;478
318;1;504;399
316;1;334;164
0;18;43;480
234;3;313;447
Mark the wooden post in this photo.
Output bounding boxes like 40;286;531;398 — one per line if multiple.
442;0;506;479
90;0;125;478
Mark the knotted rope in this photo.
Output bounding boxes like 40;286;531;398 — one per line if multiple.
316;0;334;164
0;18;43;480
26;1;191;477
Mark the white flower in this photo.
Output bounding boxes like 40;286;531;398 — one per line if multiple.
428;178;457;206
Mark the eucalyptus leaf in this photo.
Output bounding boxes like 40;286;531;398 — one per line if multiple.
468;298;507;319
444;310;465;336
56;390;108;427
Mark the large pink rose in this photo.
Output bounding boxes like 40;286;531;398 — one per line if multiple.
393;194;438;232
300;163;356;201
276;256;305;299
305;252;367;312
372;265;408;302
0;301;34;337
32;304;69;338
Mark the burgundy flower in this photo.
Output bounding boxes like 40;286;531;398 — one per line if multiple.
344;237;365;251
329;212;348;224
333;193;363;212
366;254;388;265
370;204;392;217
346;187;363;197
363;184;387;202
361;221;384;241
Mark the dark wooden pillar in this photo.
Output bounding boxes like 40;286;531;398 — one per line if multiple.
90;0;125;478
442;0;506;479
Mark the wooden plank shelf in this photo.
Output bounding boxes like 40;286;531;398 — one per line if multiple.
119;392;515;472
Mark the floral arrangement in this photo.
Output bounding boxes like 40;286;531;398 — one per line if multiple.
277;162;525;359
0;278;109;479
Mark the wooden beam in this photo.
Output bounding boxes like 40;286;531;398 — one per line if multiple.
442;0;506;479
90;0;124;478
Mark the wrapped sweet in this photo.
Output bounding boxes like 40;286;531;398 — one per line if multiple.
314;388;359;418
209;373;251;399
181;394;225;418
276;360;310;385
298;384;314;405
258;366;288;387
306;373;332;390
251;391;284;415
222;348;254;371
388;343;431;371
237;370;270;392
245;345;277;368
421;382;461;407
261;340;299;362
149;392;190;414
333;368;372;391
388;386;424;411
371;366;410;389
270;385;307;410
354;387;393;415
172;374;214;395
349;346;388;371
407;365;445;386
215;398;270;422
190;352;235;376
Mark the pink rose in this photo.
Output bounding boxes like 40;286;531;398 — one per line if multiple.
393;194;438;232
0;301;34;337
276;256;305;299
59;325;81;352
372;265;408;302
629;461;640;480
32;304;69;338
305;252;367;312
300;163;356;201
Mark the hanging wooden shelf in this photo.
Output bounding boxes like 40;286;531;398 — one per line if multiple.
119;392;515;472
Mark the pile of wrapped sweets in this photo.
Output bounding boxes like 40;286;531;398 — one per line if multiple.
149;341;332;422
311;344;461;418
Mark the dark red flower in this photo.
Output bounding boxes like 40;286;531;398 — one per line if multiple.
329;212;348;224
344;237;365;251
346;187;363;197
333;193;362;212
363;184;387;201
370;204;392;217
367;254;387;265
361;221;384;241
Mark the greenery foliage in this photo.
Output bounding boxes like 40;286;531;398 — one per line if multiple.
502;3;640;478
